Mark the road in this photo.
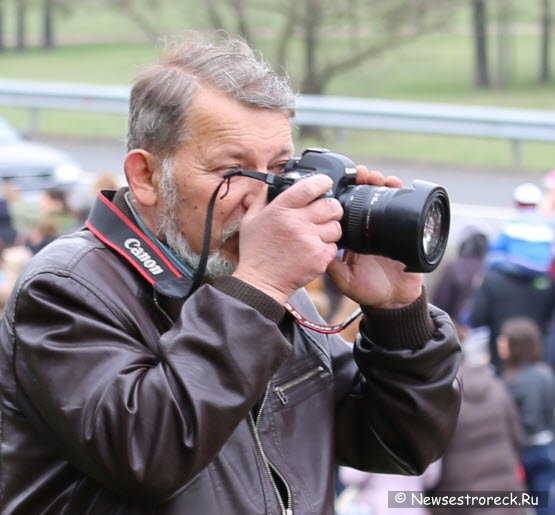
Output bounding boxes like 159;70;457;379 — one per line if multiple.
39;135;549;242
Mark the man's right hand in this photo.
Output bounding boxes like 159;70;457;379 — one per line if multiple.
233;174;343;305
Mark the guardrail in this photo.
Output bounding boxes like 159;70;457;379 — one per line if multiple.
1;78;554;164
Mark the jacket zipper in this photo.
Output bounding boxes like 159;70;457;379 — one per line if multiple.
273;365;324;405
250;384;293;515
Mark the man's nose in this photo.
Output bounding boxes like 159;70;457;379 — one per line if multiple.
241;172;268;208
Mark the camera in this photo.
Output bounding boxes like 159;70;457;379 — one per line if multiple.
267;148;450;273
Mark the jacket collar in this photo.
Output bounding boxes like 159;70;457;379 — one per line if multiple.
86;188;195;307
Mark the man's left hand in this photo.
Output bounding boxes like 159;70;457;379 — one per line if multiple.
326;166;424;309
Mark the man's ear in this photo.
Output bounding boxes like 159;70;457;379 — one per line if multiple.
124;149;159;207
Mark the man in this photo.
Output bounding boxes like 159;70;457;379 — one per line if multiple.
0;33;461;514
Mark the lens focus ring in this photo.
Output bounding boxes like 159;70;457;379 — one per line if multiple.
343;187;369;249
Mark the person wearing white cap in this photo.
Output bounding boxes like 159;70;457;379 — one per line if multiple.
468;182;555;374
513;182;543;207
487;182;554;275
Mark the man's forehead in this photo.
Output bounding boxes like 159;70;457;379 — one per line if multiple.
187;100;293;151
216;144;293;161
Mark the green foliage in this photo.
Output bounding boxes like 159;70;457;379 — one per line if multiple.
0;1;553;169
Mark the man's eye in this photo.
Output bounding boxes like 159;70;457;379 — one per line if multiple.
271;163;288;176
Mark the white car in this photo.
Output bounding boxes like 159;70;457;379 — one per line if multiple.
0;115;84;195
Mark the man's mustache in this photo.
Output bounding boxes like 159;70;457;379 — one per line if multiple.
210;220;241;252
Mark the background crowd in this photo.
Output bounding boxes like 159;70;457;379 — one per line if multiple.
0;167;554;514
0;171;120;313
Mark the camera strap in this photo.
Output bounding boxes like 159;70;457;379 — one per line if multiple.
86;190;194;299
86;188;361;335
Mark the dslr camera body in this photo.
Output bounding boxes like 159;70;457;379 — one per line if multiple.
267;148;450;273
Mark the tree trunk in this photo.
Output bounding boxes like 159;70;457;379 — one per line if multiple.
16;0;27;51
42;0;54;49
298;0;325;139
230;0;251;42
302;0;321;93
540;0;551;83
0;0;5;52
472;0;490;88
494;0;514;89
42;0;54;48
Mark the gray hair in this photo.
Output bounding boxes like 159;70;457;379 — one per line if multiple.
126;31;296;159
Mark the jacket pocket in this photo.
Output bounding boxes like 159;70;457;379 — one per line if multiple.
271;361;332;409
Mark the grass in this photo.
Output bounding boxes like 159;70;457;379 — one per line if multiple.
0;4;554;170
0;42;160;83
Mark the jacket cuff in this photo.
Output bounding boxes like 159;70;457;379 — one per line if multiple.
360;289;435;351
213;276;285;324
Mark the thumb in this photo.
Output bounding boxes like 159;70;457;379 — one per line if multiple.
326;253;352;292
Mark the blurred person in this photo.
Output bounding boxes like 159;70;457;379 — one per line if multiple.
498;317;555;515
40;187;78;235
540;170;555;367
469;183;555;374
539;169;555;226
0;32;462;514
430;326;528;515
24;218;59;255
336;460;441;515
487;183;553;277
0;196;21;251
69;170;122;224
0;245;32;314
432;225;489;336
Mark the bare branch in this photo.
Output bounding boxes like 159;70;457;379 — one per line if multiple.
204;0;461;95
230;0;252;41
205;0;228;30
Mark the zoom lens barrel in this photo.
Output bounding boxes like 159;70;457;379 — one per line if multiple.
337;181;450;272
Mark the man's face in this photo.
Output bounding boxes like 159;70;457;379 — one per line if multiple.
157;88;294;278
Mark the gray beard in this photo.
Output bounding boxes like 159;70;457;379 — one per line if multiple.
157;159;238;280
162;218;239;280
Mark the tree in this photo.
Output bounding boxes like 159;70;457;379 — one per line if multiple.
15;0;28;51
494;0;515;89
42;0;54;48
101;0;167;38
540;0;552;83
0;0;5;52
200;0;461;96
472;0;490;88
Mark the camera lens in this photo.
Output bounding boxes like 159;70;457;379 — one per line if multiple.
422;199;443;262
338;180;450;272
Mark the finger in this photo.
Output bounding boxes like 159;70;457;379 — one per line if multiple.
384;175;403;188
326;256;351;292
303;197;343;224
318;219;342;244
355;166;386;186
273;174;334;209
321;242;340;269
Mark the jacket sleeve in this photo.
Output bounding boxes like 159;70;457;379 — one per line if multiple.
10;269;291;502
333;290;462;475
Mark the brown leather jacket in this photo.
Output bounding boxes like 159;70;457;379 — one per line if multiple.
0;190;461;514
